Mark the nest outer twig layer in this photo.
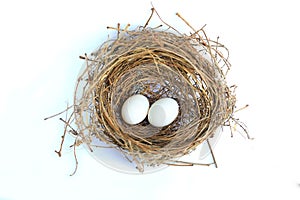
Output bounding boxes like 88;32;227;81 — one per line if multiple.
74;27;235;171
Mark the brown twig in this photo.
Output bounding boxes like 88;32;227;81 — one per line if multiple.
54;130;66;157
143;8;155;29
117;23;120;38
69;140;79;176
59;117;78;136
166;160;212;167
44;105;73;120
124;23;130;32
54;110;74;157
234;104;249;113
79;53;102;63
207;139;218;168
151;5;181;35
230;117;253;140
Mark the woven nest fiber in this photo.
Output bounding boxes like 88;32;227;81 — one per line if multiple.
73;23;236;171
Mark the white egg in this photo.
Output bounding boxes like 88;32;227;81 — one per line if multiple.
121;94;149;125
148;98;179;127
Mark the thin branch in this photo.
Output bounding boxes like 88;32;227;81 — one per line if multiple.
143;8;155;29
207;139;218;168
54;130;67;157
151;4;181;35
189;24;207;38
117;23;120;38
54;110;74;157
215;36;220;59
229;119;234;138
44;105;73;120
59;117;78;136
177;12;230;77
230;117;253;140
124;23;131;32
234;104;249;113
89;144;114;148
176;12;206;45
176;12;196;32
166;160;212;167
69;140;79;176
107;25;130;33
79;55;101;63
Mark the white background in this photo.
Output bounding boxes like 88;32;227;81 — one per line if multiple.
0;0;299;199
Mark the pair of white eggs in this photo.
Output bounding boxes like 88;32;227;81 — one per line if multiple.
121;94;179;127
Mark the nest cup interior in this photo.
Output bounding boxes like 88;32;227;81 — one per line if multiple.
74;29;235;171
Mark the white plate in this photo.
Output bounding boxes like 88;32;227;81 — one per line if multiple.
84;138;168;174
83;127;221;174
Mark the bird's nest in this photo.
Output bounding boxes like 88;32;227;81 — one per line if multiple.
49;8;246;174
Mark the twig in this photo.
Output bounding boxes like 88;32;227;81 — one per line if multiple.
54;110;74;157
166;160;212;167
176;12;206;46
207;139;218;168
215;36;219;59
117;23;120;38
189;24;207;38
59;117;78;136
69;140;79;176
124;23;131;32
79;54;101;63
107;25;130;33
44;105;73;120
151;4;181;35
230;117;253;140
143;8;155;29
229;119;234;138
176;12;230;77
89;144;114;148
234;104;249;113
54;129;67;157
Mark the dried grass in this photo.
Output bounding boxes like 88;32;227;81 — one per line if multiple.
71;8;235;172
